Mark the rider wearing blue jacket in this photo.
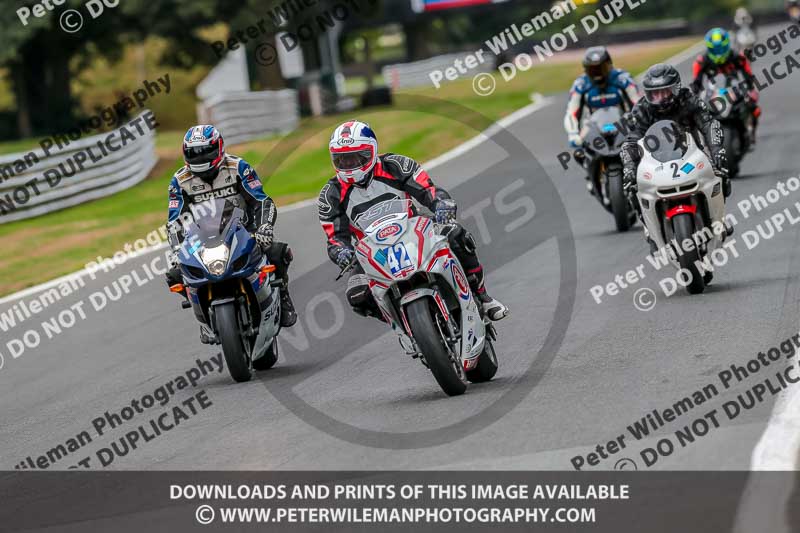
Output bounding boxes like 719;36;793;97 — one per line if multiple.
564;46;642;149
165;125;297;340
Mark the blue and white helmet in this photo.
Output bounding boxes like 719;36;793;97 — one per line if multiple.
329;120;378;187
183;125;225;182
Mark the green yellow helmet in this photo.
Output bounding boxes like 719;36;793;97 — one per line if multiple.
705;28;732;65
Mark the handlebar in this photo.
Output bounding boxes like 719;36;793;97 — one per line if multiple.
335;255;358;281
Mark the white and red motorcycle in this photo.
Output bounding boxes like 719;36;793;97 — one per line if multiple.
635;120;728;294
347;199;499;396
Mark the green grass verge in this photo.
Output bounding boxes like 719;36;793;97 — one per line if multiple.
0;38;698;296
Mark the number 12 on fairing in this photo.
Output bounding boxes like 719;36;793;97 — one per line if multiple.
386;243;413;274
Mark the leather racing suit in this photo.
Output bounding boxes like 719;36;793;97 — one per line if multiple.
621;87;728;204
318;153;494;320
564;69;642;143
165;154;295;326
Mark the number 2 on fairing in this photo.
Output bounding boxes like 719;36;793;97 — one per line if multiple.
386;243;412;274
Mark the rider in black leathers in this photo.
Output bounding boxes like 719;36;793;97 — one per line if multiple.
621;63;730;210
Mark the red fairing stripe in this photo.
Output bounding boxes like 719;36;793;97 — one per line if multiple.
357;241;393;279
426;248;453;271
413;221;428;267
665;204;697;219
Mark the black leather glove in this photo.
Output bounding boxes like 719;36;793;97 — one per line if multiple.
435;199;457;224
254;224;274;249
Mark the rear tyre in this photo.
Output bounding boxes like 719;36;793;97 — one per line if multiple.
253;338;278;371
216;302;253;382
466;338;498;383
607;164;631;232
406;299;467;396
672;214;705;295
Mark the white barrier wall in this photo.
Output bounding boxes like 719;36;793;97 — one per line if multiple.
0;111;157;224
382;53;495;89
197;90;300;146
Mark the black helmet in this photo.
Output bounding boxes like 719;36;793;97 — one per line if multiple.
642;64;682;112
583;46;612;86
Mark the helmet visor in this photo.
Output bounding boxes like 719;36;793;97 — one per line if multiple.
332;150;372;171
184;143;219;165
645;85;679;105
585;62;611;83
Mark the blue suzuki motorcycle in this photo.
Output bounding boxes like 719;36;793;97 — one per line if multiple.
176;198;282;382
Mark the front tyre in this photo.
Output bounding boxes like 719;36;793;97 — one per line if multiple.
216;302;253;382
723;126;740;178
406;299;467;396
466;338;498;383
253;337;278;371
672;214;705;295
607;163;631;232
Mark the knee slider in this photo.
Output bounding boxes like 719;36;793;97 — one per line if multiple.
346;273;371;307
267;242;292;266
448;224;477;254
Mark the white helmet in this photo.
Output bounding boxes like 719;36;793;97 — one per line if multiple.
329;120;378;187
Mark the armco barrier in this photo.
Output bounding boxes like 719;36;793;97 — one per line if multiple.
382;52;494;90
0;111;157;224
197;90;299;146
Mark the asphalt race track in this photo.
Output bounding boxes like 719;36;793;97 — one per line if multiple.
3;26;800;472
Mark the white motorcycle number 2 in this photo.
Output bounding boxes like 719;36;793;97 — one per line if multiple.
386;243;413;275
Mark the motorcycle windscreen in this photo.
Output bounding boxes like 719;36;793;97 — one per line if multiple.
589;107;622;131
642;120;689;163
183;198;243;249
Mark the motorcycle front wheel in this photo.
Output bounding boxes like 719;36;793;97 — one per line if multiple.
672;214;706;295
216;302;253;382
723;126;740;178
253;337;278;371
466;338;498;383
607;163;632;232
406;299;467;396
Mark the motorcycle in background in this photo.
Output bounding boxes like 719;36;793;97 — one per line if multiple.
788;1;800;23
346;199;499;396
635;120;728;295
576;107;636;232
734;7;756;54
174;198;283;382
700;72;751;179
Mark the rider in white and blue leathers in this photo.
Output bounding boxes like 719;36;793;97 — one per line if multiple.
563;47;642;194
564;46;642;147
166;125;297;340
